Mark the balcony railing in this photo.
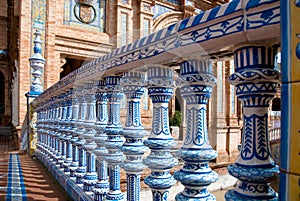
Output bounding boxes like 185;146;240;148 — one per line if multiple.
30;0;281;201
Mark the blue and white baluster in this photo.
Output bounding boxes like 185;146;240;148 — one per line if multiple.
104;76;125;201
44;102;51;158
37;105;45;157
174;59;218;200
120;72;148;201
82;82;98;197
49;97;57;163
58;92;68;171
143;66;178;201
75;85;87;188
225;45;280;201
69;87;80;181
63;89;74;175
93;79;109;201
43;99;51;161
53;95;63;166
39;105;46;157
35;106;42;156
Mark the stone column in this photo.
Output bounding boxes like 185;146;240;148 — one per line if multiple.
93;79;109;201
26;30;45;155
225;45;280;200
104;76;125;201
174;59;218;200
82;82;98;196
143;66;178;201
210;61;229;163
120;72;148;201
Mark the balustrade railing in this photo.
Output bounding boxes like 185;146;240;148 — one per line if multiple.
31;1;281;201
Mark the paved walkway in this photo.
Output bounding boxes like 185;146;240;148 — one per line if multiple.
0;135;72;201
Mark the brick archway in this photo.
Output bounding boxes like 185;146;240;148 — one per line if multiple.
153;11;183;30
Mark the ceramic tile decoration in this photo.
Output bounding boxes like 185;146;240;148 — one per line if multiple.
64;0;106;32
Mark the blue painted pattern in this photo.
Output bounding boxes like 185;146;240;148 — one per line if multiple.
226;45;280;200
6;154;27;201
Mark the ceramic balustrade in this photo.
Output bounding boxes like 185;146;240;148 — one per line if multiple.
120;72;148;201
143;66;178;201
93;79;109;201
225;45;280;201
174;59;218;200
104;76;125;201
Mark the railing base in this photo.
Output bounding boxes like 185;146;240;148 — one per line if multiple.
36;154;93;201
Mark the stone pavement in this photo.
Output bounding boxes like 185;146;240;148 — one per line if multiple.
0;134;72;201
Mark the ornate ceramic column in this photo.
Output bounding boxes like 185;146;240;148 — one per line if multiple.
69;87;80;181
104;76;125;201
120;72;148;201
225;45;280;200
82;82;98;196
174;59;218;200
44;101;51;159
54;95;63;166
93;79;109;201
75;85;87;188
63;89;74;175
46;98;55;162
51;96;60;164
143;66;178;201
35;106;42;156
57;92;68;170
38;104;46;156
